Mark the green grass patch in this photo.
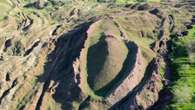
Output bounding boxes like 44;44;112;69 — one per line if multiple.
168;26;195;109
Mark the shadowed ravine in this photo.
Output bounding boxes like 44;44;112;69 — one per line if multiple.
35;22;93;110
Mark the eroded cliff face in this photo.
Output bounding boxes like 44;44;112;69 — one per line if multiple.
0;0;194;110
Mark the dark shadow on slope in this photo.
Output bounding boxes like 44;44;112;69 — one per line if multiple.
35;21;94;110
148;40;174;110
78;96;91;110
147;88;173;110
87;34;109;90
95;41;138;97
109;59;156;110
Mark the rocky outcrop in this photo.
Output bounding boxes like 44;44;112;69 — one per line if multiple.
135;69;162;109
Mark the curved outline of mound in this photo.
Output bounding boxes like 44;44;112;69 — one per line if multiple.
79;19;130;97
87;35;108;90
106;45;147;105
87;34;128;91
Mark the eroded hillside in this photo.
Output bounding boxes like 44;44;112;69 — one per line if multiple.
0;0;195;110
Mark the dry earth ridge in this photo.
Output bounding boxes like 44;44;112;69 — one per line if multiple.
0;0;195;110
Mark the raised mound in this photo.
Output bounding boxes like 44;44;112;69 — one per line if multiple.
87;34;128;91
1;1;194;110
80;19;129;93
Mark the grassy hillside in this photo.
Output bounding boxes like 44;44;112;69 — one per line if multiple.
0;0;194;110
80;19;130;98
168;26;195;109
87;34;128;91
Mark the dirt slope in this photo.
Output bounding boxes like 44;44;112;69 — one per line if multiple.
0;0;194;110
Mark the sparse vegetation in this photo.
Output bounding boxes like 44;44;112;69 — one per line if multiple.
115;0;160;4
0;0;12;20
87;34;128;91
0;0;194;110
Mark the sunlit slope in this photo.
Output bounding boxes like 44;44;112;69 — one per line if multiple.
0;0;13;20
